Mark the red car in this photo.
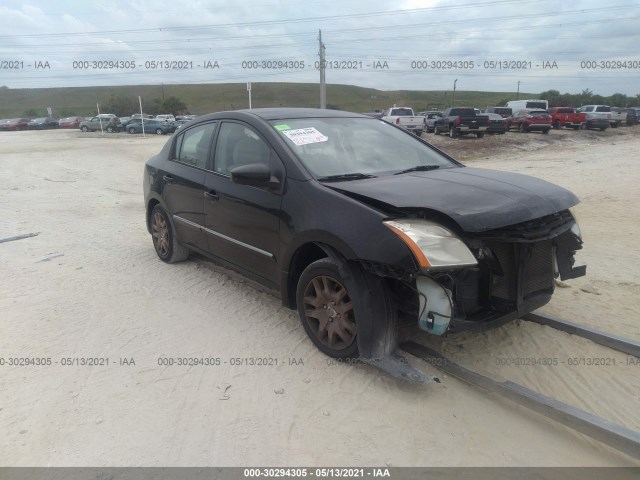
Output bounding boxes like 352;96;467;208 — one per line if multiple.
0;118;30;131
509;109;551;134
58;116;86;128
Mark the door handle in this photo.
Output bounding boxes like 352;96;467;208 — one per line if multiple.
204;190;219;201
162;174;173;183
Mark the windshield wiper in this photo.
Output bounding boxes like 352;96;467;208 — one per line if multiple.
394;165;441;175
316;173;377;182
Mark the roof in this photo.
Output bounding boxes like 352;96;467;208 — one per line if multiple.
196;108;368;122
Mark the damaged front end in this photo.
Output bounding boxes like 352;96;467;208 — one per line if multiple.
381;209;586;335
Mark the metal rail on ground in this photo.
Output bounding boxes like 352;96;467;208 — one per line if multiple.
523;311;640;358
400;341;640;461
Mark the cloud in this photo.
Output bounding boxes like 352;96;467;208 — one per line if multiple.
0;0;638;96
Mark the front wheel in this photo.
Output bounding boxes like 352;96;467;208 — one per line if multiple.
433;125;440;135
519;123;527;133
155;128;164;135
296;255;397;360
476;132;485;138
449;126;458;138
150;205;189;263
128;127;136;134
543;128;550;134
106;126;115;133
81;126;88;132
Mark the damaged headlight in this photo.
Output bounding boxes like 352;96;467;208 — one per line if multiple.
568;208;582;240
383;219;477;270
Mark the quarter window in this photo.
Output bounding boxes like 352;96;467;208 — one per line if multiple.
176;122;216;169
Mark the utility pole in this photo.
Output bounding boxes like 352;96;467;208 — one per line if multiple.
452;79;458;107
319;29;326;109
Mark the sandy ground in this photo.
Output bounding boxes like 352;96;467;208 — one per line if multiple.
0;126;639;467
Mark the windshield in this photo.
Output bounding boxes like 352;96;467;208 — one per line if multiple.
270;117;457;178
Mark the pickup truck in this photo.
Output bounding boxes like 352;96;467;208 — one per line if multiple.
548;107;586;130
433;108;489;138
417;111;443;133
382;107;424;136
576;105;622;129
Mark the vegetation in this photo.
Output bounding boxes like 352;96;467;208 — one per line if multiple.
540;89;640;108
0;83;638;118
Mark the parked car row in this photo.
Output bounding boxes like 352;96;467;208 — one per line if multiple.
415;104;640;138
0;113;199;135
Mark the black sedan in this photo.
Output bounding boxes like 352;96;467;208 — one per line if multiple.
481;113;508;134
27;117;60;129
143;108;586;380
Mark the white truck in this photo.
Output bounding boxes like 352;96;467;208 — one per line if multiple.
576;105;625;129
382;107;424;136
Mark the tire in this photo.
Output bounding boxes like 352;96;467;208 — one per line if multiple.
433;125;440;135
599;127;606;131
128;127;136;134
518;123;527;133
573;125;580;130
552;121;561;129
296;256;396;359
476;132;484;138
81;126;88;132
449;126;458;138
150;205;189;263
543;128;550;134
106;126;115;133
414;130;423;137
155;128;164;135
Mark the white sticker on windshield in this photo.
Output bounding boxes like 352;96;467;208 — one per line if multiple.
281;127;328;146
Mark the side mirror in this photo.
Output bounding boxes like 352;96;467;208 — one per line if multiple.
230;163;276;187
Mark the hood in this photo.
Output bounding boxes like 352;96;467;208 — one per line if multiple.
326;167;579;232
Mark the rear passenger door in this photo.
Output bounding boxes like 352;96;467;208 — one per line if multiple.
161;121;217;252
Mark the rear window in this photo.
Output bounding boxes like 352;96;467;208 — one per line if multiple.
390;108;414;116
525;101;548;109
488;107;512;115
595;106;611;112
450;108;476;116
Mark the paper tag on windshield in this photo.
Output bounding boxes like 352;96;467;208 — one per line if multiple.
281;127;328;145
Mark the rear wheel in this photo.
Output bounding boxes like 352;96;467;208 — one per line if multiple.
150;205;189;263
543;128;550;134
128;127;136;134
476;132;485;138
519;123;527;133
449;126;458;138
553;121;561;129
155;128;164;135
433;125;440;135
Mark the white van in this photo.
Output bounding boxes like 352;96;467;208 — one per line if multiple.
155;114;176;122
505;99;548;112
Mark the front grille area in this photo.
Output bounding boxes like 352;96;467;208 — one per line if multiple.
474;210;574;242
485;240;554;304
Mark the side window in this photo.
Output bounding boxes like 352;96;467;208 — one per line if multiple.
175;122;216;169
213;122;271;176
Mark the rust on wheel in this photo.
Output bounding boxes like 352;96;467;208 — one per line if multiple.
302;275;356;351
151;210;170;257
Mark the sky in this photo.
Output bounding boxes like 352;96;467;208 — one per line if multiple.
0;0;639;97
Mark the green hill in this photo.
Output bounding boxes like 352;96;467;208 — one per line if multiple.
0;83;533;118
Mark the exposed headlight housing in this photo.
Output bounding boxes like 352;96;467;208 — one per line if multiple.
568;207;583;240
383;219;477;270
